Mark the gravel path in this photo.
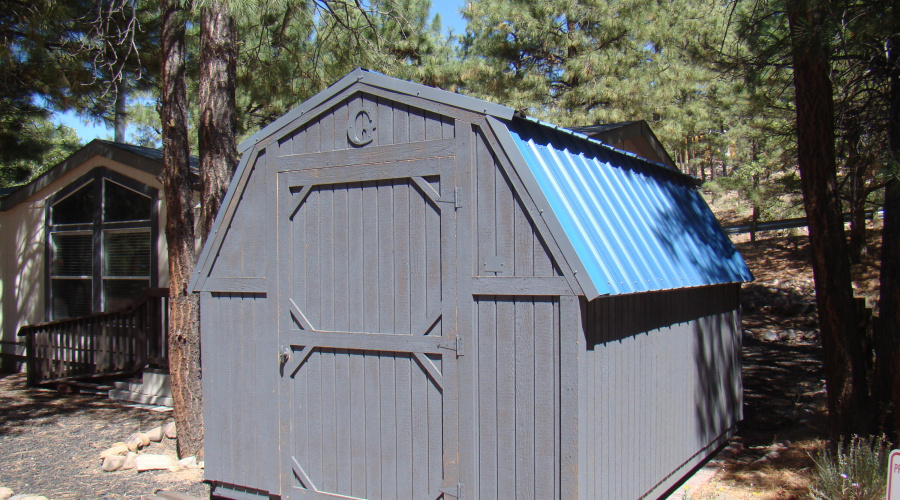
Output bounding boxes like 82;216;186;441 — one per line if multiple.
0;373;209;500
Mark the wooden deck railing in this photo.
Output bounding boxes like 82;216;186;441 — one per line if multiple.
18;288;169;386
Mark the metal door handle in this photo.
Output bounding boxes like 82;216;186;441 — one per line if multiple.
279;345;291;365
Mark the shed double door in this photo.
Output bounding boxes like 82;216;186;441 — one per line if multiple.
277;145;461;500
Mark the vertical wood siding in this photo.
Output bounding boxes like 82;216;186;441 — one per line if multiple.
280;93;455;156
207;154;267;279
473;130;559;278
288;179;442;335
282;177;445;498
202;291;276;493
579;284;742;499
472;296;560;499
285;349;443;499
275;94;455;499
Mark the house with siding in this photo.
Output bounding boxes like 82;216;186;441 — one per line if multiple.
191;69;753;500
0;140;196;378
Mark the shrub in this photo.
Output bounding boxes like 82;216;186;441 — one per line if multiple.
808;435;891;500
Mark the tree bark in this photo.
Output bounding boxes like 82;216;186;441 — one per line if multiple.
114;79;127;143
787;0;868;437
161;0;203;460
198;2;237;243
875;3;900;439
750;141;759;244
844;117;868;263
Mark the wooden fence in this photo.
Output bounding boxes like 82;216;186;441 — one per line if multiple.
722;210;881;235
18;288;169;386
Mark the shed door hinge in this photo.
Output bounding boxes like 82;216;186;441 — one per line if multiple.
440;483;465;500
437;187;461;209
438;335;464;357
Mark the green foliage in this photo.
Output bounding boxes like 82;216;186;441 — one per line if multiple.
460;0;662;125
197;0;454;142
1;0;157;184
0;116;81;188
1;0;159;121
459;0;802;221
808;435;891;500
126;93;162;148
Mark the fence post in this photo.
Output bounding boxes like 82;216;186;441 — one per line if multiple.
24;329;35;386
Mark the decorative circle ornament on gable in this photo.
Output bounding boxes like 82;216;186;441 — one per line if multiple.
347;105;376;146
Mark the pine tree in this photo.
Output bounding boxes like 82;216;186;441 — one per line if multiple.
160;0;201;461
0;117;80;188
786;0;868;437
459;0;747;181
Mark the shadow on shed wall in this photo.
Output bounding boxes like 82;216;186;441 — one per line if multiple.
579;284;742;498
582;284;738;345
693;310;742;444
581;284;742;442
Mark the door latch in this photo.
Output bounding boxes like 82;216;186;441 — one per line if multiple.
279;345;292;365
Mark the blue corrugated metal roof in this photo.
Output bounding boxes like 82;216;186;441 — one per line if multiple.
506;118;753;297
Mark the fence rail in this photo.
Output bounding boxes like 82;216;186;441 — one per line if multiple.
18;288;169;386
723;210;882;235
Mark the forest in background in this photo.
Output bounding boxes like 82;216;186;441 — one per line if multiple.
2;0;898;457
3;0;893;252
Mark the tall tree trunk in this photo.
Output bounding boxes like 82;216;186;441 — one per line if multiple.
114;79;127;143
750;141;760;244
875;3;900;440
161;0;203;460
787;0;868;437
198;2;237;243
844;118;868;264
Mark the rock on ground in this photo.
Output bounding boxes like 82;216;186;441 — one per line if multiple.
100;443;129;459
145;426;164;442
135;454;177;472
102;455;126;472
122;452;137;470
0;373;209;499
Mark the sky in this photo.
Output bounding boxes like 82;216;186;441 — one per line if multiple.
433;0;467;35
54;1;468;144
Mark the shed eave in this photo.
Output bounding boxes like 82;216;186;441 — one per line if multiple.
0;139;185;212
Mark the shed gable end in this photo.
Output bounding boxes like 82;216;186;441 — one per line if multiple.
277;92;455;157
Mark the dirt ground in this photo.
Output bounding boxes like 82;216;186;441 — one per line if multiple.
684;228;883;500
0;375;209;499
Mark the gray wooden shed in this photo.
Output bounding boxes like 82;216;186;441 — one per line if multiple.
189;69;753;500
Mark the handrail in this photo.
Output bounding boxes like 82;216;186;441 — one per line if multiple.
18;288;169;386
17;288;168;334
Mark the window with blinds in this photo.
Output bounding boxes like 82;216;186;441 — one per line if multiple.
47;169;157;320
50;233;93;277
102;230;151;311
103;231;151;277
